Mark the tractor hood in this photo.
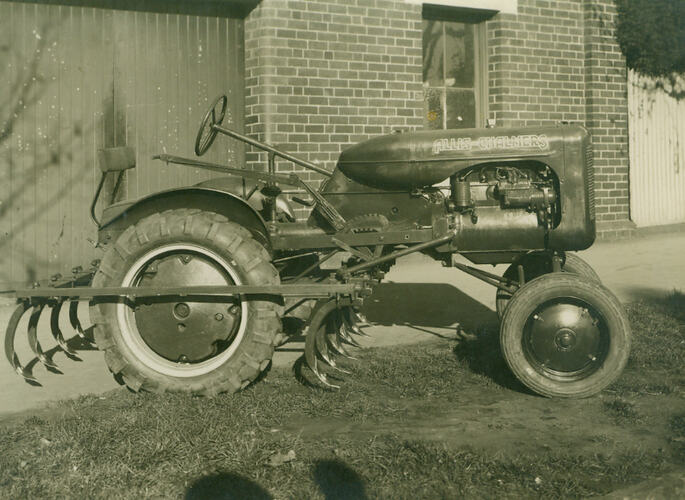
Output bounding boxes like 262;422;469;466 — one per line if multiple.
337;125;577;189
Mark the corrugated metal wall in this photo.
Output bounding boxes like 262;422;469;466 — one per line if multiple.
628;70;685;227
0;1;244;284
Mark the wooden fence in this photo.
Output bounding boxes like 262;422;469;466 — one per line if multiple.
628;70;685;227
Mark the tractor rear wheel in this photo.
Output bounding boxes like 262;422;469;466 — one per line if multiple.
496;253;600;318
500;273;630;398
90;209;282;395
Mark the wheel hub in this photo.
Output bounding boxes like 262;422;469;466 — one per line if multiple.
554;328;577;350
173;303;191;319
526;301;607;375
132;252;242;363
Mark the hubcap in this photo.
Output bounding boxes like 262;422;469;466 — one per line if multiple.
116;244;248;378
524;299;608;379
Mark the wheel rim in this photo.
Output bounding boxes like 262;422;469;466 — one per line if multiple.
116;243;248;377
522;298;609;381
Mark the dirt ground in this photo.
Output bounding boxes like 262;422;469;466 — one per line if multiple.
277;381;684;465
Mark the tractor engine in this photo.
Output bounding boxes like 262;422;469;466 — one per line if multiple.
448;164;558;228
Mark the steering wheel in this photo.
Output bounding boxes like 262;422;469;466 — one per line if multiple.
194;94;228;156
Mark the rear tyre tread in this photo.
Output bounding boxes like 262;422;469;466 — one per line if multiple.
90;209;281;396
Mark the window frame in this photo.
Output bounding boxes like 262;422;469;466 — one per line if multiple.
422;7;490;129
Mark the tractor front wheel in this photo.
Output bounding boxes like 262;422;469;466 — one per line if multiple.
90;209;282;395
500;273;630;398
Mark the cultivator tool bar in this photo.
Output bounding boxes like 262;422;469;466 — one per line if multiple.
303;297;371;389
2;269;373;385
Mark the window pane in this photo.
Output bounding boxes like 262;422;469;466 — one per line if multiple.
444;22;474;88
445;89;475;129
424;88;443;130
422;20;444;87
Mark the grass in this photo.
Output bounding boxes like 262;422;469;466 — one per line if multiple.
1;293;684;499
0;394;673;499
602;397;643;424
610;291;685;396
670;414;685;464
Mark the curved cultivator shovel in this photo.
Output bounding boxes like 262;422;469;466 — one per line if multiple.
4;267;96;383
303;298;371;389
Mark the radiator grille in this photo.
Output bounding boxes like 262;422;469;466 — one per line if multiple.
585;143;595;220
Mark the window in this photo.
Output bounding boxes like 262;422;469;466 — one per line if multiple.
422;18;487;129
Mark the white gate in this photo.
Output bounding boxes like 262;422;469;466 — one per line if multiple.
628;70;685;227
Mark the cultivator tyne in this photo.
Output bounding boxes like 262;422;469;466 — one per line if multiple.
303;299;372;389
2;265;373;389
4;267;96;382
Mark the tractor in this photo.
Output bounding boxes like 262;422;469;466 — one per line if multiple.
3;94;631;398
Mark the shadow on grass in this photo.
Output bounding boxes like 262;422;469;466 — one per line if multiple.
451;326;531;395
312;459;368;500
657;290;685;322
361;282;530;394
185;472;272;500
183;461;367;500
622;287;685;319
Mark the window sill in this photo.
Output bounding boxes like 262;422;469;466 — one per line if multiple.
406;0;518;16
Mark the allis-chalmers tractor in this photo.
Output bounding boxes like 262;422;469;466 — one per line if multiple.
3;95;631;398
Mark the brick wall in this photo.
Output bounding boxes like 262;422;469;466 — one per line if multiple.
244;0;424;188
582;0;631;237
487;0;587;126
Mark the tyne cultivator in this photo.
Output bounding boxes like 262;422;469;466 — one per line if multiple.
4;267;96;383
3;268;374;389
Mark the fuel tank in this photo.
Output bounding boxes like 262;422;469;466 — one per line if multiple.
337;125;572;190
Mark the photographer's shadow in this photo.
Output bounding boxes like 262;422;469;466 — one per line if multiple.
185;472;272;500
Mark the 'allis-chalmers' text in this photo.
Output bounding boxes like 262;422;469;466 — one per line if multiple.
432;134;549;154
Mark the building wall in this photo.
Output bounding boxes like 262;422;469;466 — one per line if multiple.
487;1;586;126
582;0;631;237
246;0;631;236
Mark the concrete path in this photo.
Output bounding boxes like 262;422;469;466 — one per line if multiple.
1;231;683;417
